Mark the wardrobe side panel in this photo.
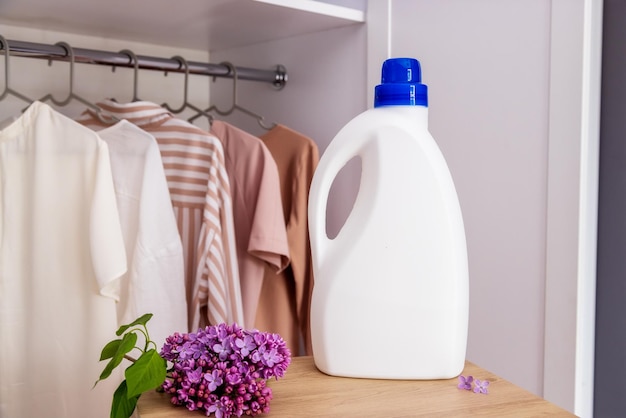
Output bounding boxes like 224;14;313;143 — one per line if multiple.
595;0;626;415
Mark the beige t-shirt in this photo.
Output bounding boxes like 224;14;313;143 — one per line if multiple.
256;124;319;355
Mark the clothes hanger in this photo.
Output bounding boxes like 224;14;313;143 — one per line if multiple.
32;41;115;123
196;61;235;119
189;61;276;130
119;48;141;102
0;34;35;105
161;55;213;123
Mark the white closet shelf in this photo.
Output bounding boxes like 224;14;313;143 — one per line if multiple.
0;0;365;52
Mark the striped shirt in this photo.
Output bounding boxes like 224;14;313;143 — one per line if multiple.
78;100;243;330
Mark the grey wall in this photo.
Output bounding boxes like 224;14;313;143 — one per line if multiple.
594;0;626;416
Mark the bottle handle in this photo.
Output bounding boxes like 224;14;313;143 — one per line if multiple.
308;122;369;267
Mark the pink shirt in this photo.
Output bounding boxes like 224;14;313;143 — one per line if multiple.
211;121;289;328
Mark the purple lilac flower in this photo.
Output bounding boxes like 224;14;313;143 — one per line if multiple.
457;375;473;390
262;348;281;368
213;340;232;361
205;369;224;392
207;401;224;418
253;332;266;346
160;323;291;417
217;324;230;339
251;343;265;363
271;362;288;379
473;378;490;394
235;335;256;357
187;367;203;384
226;369;242;385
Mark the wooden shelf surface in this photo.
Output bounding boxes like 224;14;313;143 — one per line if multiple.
138;356;576;417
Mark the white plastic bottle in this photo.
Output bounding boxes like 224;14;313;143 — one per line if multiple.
308;58;469;379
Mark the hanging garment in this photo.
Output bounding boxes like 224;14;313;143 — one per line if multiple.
94;120;187;347
78;101;243;330
255;124;319;355
210;120;289;329
0;101;126;418
0;116;17;130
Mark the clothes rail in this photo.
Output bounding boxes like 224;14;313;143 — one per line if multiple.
0;39;287;88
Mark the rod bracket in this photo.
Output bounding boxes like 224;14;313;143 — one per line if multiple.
273;64;287;90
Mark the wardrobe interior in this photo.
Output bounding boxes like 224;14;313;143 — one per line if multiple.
0;3;368;337
0;1;367;416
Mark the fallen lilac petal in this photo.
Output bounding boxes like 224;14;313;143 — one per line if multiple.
457;375;473;390
473;378;490;394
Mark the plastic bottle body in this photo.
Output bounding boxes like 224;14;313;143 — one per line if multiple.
308;105;469;379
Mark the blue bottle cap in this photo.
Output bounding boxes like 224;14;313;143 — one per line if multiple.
374;58;428;108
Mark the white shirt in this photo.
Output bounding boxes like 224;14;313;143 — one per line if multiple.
96;120;187;347
0;102;126;418
78;101;244;330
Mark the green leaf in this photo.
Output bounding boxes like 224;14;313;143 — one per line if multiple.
100;339;122;361
116;313;153;336
97;332;138;383
125;349;167;399
110;380;139;418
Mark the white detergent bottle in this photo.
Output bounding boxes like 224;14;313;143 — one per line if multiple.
308;58;469;379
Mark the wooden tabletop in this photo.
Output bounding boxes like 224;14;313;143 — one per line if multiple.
137;356;576;417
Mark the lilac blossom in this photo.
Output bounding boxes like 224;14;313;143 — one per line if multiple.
262;348;282;368
187;367;203;384
160;323;291;417
457;375;473;390
235;335;256;357
473;378;490;394
213;340;232;361
205;369;224;391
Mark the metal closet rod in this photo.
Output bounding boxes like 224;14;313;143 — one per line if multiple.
0;39;287;88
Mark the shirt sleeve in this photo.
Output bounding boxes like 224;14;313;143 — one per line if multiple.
90;140;127;299
248;143;290;272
